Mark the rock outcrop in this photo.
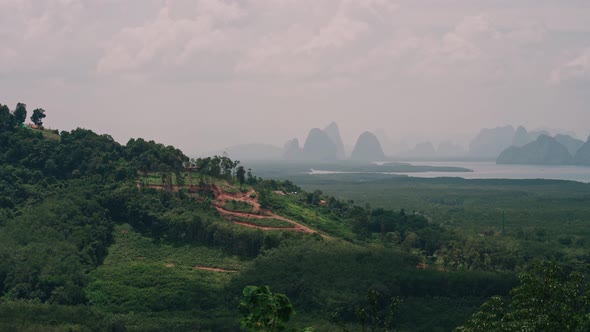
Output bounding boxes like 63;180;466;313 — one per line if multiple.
555;134;584;156
574;136;590;166
469;126;515;159
324;122;346;160
497;135;573;165
283;138;302;160
350;131;386;161
512;126;533;147
302;128;338;161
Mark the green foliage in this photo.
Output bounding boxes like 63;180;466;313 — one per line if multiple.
105;186;283;257
13;102;27;124
126;137;188;173
225;199;256;213
240;285;296;332
101;223;245;271
238;165;247;187
234;239;515;331
0;183;114;305
85;224;242;329
457;261;590;332
3;101;590;331
232;216;295;228
253;185;356;239
0;300;112;331
188;155;240;180
30;108;46;127
331;289;402;332
0;103;15;131
283;173;590;273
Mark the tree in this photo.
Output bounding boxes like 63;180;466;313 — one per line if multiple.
237;166;246;188
0;103;14;130
31;108;46;127
402;232;418;250
456;261;590;332
239;285;296;332
13;103;27;125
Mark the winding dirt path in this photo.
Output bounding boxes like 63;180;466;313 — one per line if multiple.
214;205;315;234
215;189;264;213
141;182;319;235
232;220;299;231
209;185;318;234
193;266;238;273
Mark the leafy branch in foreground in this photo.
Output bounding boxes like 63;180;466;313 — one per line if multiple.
456;261;590;332
240;285;315;332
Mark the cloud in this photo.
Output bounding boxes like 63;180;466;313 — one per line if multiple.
301;14;369;52
2;0;590;151
550;48;590;84
0;0;105;81
97;1;243;75
97;0;400;80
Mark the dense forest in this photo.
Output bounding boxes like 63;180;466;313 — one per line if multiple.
1;102;589;331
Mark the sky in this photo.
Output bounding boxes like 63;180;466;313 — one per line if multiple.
1;0;589;153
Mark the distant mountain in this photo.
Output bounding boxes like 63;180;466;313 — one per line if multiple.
350;131;386;161
374;129;409;156
530;130;550;140
302;128;338;161
283;138;302;160
555;134;584;156
469;125;515;158
511;126;552;148
401;142;437;159
497;135;573;165
220;143;283;161
324;122;346;160
574;136;590;166
512;126;533;147
437;141;465;157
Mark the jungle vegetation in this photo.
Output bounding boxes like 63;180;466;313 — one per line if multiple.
1;102;589;331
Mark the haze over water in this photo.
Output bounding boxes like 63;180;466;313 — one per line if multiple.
312;162;590;183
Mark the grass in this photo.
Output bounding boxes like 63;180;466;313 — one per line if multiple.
267;192;356;239
231;215;294;228
85;224;246;327
102;223;246;270
224;199;255;213
33;128;61;141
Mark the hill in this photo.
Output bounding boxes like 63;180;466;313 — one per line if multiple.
323;122;346;160
400;141;437;159
468;125;515;159
512;126;533;147
2;101;589;331
437;141;465;157
574;136;590;166
555;134;584;156
350;131;386;161
283;138;302;160
302;128;338;161
497;135;573;165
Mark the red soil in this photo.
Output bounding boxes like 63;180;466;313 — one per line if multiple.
140;182;318;234
193;266;237;273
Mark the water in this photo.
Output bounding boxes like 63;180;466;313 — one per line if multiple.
312;162;590;183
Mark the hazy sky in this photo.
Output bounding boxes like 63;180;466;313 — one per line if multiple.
1;0;589;153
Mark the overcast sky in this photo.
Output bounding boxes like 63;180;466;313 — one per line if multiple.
1;0;589;153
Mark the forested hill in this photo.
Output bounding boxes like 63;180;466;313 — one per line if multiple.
1;103;589;331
